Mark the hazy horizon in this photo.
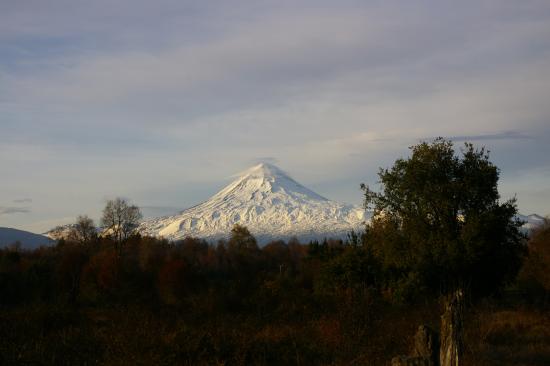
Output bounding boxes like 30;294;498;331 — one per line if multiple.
2;1;550;233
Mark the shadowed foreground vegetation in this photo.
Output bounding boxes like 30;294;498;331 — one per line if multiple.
0;222;549;365
2;140;548;365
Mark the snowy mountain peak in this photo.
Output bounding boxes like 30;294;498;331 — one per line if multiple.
213;163;328;205
238;163;306;185
139;163;365;244
242;162;288;179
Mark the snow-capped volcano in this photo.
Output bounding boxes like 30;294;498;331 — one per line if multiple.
139;163;366;243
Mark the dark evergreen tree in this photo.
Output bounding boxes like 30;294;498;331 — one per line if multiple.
361;138;525;299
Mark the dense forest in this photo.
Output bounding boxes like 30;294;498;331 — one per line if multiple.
1;225;549;365
1;140;549;365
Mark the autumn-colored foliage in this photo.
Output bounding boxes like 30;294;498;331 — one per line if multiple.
158;258;187;305
0;224;547;365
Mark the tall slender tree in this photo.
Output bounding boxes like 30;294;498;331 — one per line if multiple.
101;198;142;255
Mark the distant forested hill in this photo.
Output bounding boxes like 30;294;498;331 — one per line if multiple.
0;227;54;249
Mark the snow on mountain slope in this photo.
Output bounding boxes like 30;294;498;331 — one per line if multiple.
44;224;76;240
139;163;367;244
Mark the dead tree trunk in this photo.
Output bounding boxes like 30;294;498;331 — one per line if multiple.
439;289;464;366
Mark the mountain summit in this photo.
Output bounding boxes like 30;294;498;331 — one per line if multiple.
139;163;366;243
212;163;328;204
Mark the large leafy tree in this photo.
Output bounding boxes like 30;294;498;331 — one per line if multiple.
361;138;525;299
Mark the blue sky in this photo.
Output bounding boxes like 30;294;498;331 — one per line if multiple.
1;0;550;233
